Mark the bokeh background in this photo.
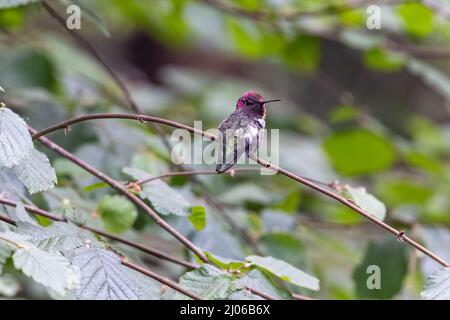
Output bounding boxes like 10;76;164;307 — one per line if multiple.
1;0;450;299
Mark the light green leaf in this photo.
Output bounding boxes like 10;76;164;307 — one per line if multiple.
82;182;109;192
98;195;138;234
246;255;319;291
421;267;450;300
123;167;191;216
13;243;80;296
323;129;395;176
178;264;237;300
16;221;89;253
363;48;405;72
398;3;434;37
69;246;144;300
14;202;36;224
13;149;57;194
0;0;38;9
342;186;386;221
0;107;33;168
188;206;206;231
204;252;246;270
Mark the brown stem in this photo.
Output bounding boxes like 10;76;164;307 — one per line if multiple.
31;113;450;267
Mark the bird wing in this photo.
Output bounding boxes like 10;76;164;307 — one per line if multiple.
215;112;251;173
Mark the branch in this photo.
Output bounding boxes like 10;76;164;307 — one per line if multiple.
0;211;201;300
31;113;450;267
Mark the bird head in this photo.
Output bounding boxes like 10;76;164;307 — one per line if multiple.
236;90;280;110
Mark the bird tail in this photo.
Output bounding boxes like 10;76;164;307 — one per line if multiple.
216;161;237;174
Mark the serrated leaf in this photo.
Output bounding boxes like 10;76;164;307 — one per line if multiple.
123;167;191;216
178;264;236;300
0;0;38;9
0;107;33;168
13;244;80;296
188;206;206;231
98;195;137;234
16;221;88;253
246;255;320;291
421;267;450;300
69;246;144;300
342;186;386;221
13;149;57;194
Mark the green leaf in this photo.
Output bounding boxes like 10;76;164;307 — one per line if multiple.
341;185;386;221
12;240;80;296
123;167;191;216
421;267;450;299
68;246;144;300
363;48;405;72
398;3;434;37
13;149;57;194
82;182;109;192
282;35;320;73
0;107;33;168
0;49;56;90
188;206;206;231
0;243;12;274
260;233;308;268
246;255;319;291
323;129;395;176
98;195;138;234
0;0;38;9
204;252;247;270
353;237;409;299
16;221;90;253
178;264;236;300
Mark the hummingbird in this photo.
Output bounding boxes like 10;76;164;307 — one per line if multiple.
215;90;280;174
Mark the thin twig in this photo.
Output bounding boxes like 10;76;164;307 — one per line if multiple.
31;113;450;267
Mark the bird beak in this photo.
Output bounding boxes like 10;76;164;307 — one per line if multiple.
262;99;281;105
